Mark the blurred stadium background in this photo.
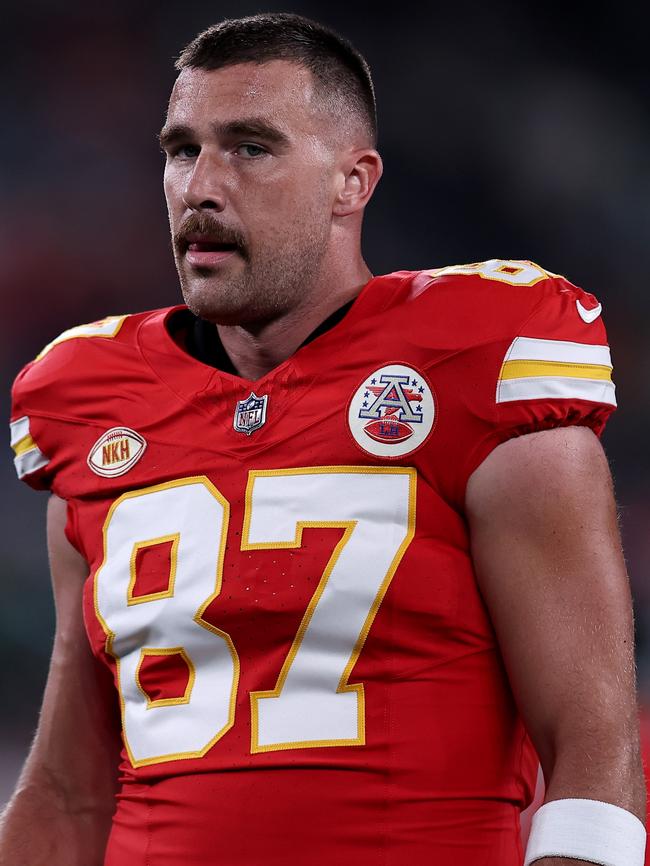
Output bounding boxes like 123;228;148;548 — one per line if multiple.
2;0;649;827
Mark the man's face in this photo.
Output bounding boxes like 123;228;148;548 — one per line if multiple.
162;60;340;326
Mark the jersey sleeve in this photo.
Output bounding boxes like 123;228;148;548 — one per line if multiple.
10;363;53;491
8;314;129;493
461;272;616;494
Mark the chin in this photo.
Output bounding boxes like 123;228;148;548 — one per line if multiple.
179;265;292;327
181;290;251;326
179;276;225;320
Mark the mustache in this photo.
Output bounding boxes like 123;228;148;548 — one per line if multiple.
173;213;248;258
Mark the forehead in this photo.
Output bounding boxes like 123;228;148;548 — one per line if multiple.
167;60;322;135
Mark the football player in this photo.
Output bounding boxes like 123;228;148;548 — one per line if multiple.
2;13;646;866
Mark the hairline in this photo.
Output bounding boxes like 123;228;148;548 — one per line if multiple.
174;58;376;148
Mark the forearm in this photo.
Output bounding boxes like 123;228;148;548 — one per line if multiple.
540;725;646;820
0;764;113;866
0;640;120;865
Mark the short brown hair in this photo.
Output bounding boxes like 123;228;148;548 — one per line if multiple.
176;13;377;144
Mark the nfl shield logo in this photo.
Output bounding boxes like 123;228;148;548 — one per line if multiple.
233;392;269;435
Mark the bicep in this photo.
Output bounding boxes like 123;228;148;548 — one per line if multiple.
465;427;639;785
47;492;91;648
29;495;121;803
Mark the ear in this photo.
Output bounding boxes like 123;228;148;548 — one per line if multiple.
332;149;383;217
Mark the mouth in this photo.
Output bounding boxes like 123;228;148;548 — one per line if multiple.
182;235;241;269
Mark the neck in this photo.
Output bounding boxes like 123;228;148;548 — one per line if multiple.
216;257;373;381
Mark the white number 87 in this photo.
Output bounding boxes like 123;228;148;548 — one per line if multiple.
94;468;416;766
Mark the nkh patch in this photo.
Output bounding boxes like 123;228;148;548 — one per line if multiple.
88;427;146;477
348;364;436;458
233;392;269;435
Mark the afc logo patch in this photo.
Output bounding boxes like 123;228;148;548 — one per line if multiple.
347;364;436;458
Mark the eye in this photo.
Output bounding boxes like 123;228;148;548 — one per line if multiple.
235;143;268;159
168;144;200;160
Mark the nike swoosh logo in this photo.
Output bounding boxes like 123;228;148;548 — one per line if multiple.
576;298;602;323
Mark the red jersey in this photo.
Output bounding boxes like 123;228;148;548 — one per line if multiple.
10;260;616;866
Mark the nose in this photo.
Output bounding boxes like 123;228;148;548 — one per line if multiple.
182;151;227;212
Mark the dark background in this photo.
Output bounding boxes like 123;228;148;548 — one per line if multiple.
2;1;649;802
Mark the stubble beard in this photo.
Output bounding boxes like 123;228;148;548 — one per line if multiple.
176;220;331;328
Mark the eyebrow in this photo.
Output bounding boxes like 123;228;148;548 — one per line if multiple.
158;117;291;150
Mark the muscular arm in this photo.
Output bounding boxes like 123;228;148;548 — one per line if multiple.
0;495;121;866
466;426;646;865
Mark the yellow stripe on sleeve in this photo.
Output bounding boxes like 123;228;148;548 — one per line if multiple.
9;416;50;478
499;359;612;382
12;433;38;457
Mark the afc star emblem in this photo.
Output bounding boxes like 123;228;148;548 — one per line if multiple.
233;392;269;435
348;364;436;458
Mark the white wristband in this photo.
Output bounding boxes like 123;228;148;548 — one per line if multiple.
524;798;646;866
